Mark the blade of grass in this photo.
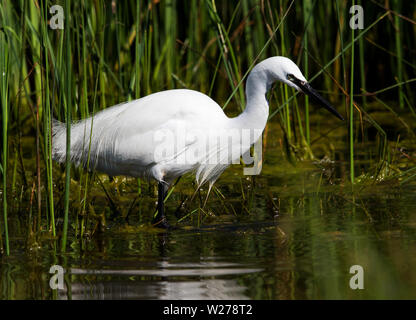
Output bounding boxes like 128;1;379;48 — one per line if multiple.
61;0;72;253
349;0;355;184
0;28;10;256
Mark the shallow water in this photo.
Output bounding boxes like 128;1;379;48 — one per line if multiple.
1;116;416;300
2;161;416;300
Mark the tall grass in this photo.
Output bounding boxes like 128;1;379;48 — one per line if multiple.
61;0;72;253
40;0;55;237
0;0;415;254
349;0;355;184
302;0;312;146
1;24;10;256
357;0;366;108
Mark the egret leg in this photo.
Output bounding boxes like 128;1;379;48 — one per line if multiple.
152;182;170;229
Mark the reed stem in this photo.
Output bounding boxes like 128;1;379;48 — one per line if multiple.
349;0;355;184
1;30;10;256
61;0;72;252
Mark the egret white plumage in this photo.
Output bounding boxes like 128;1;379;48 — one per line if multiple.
52;56;343;228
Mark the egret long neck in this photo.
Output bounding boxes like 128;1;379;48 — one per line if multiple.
233;66;274;134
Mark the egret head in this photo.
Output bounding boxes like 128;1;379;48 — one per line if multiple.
264;56;344;121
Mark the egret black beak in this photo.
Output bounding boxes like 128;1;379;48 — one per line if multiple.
290;76;344;121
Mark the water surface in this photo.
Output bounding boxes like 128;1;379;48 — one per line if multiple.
1;118;416;300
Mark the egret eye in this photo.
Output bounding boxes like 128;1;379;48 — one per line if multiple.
287;73;295;81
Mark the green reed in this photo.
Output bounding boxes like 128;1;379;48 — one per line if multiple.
349;0;355;184
206;0;246;110
41;0;55;236
302;0;312;146
1;26;10;255
61;0;72;253
79;0;90;239
357;0;366;108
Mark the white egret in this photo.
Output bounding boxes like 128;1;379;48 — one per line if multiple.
52;56;343;228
